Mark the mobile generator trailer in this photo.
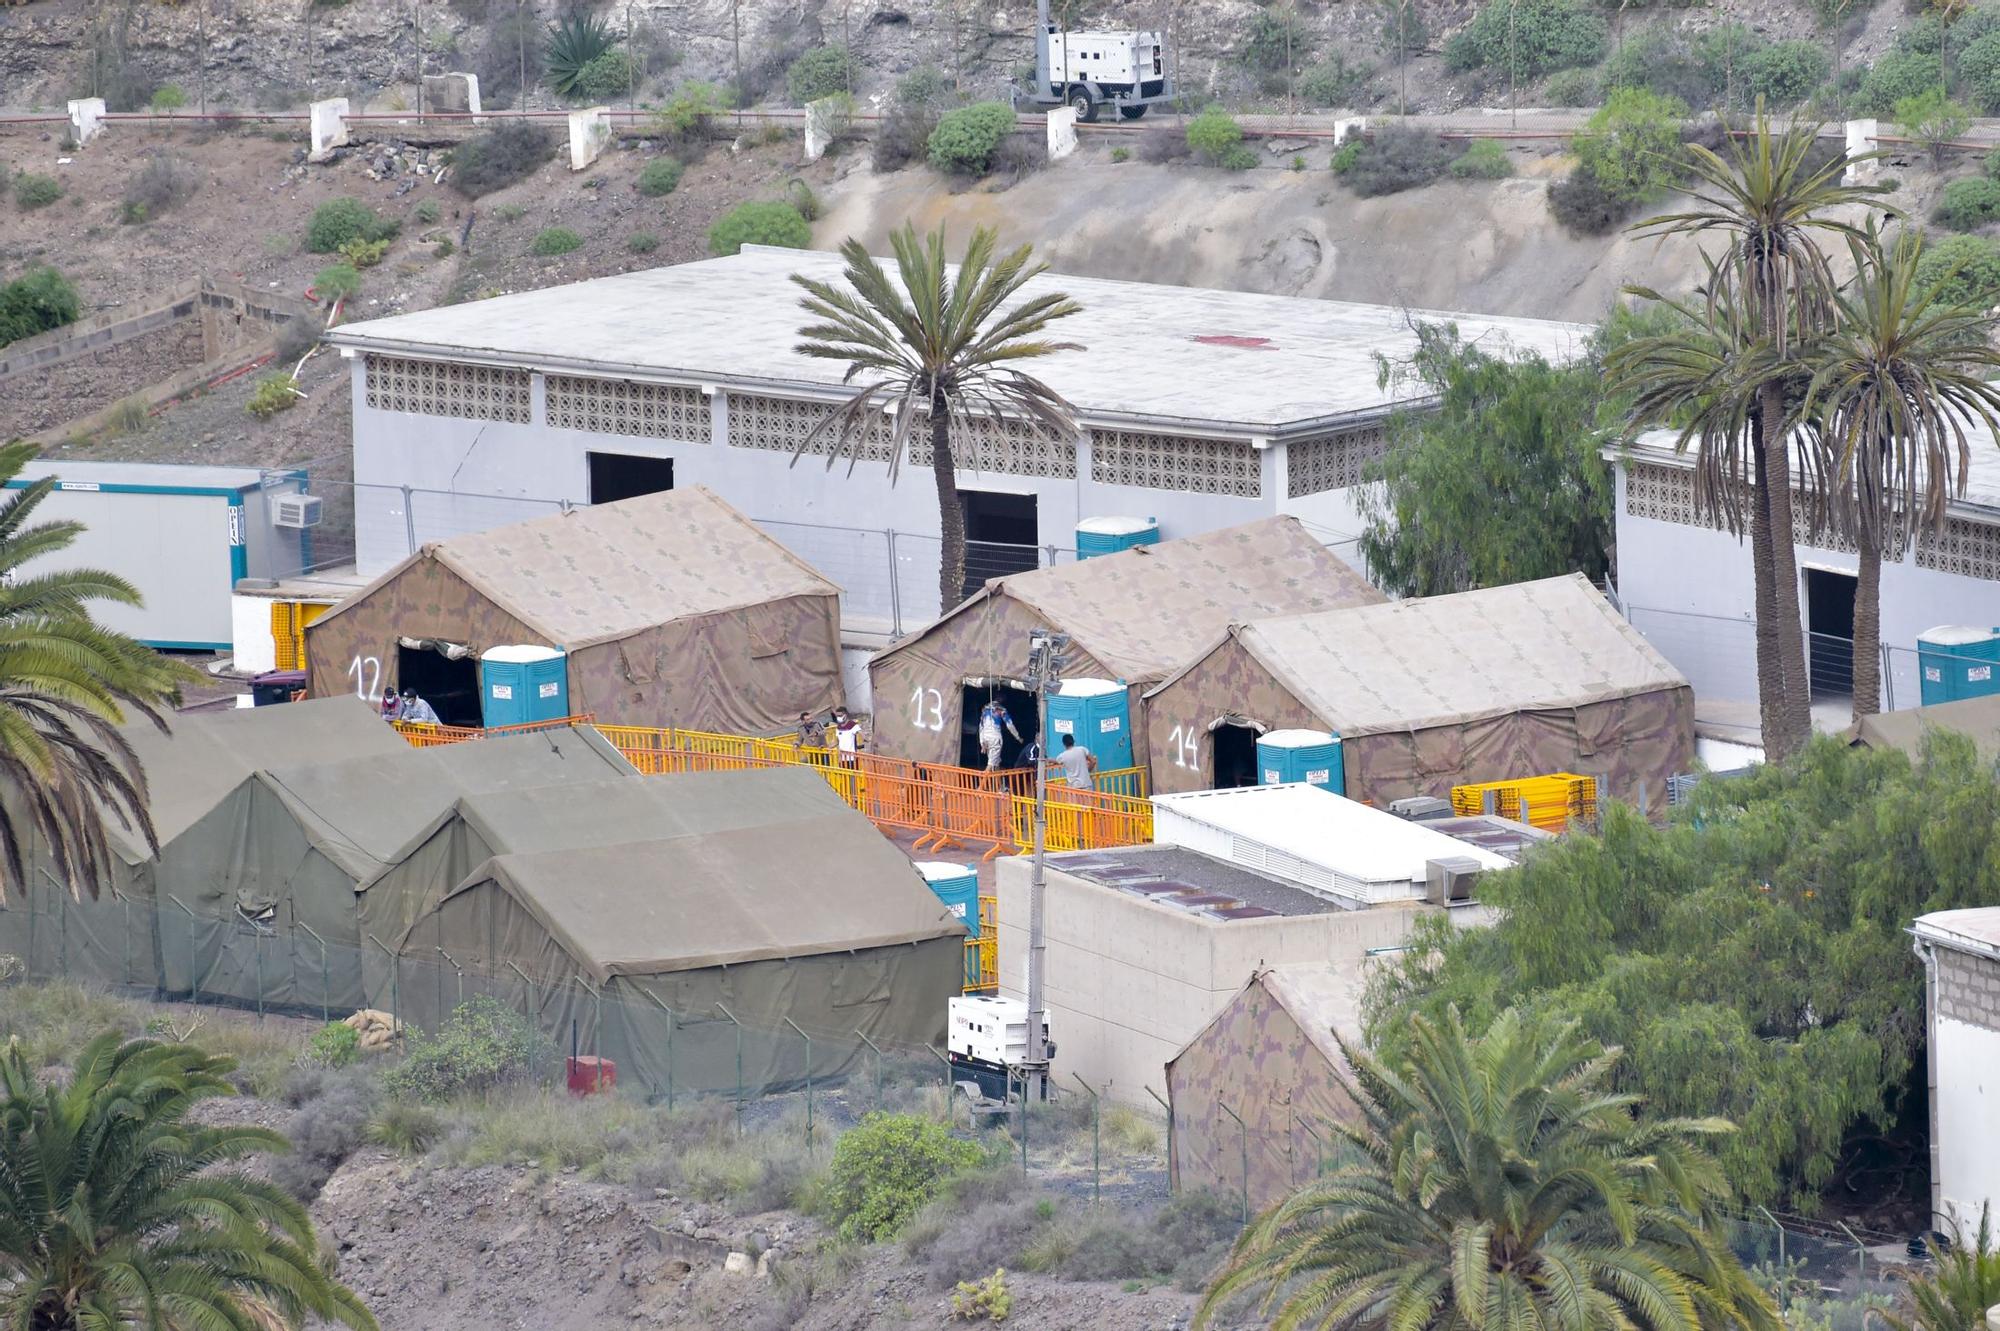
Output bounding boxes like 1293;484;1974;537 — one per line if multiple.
1014;0;1174;122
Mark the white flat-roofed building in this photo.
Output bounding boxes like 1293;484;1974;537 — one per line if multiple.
1912;908;2000;1229
326;247;1589;629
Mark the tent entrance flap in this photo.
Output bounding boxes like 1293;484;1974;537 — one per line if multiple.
1210;720;1262;789
958;681;1037;769
397;642;479;726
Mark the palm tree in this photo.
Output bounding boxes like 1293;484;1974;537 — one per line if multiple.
1805;228;2000;721
1629;108;1889;760
1872;1205;2000;1331
1195;1007;1780;1331
793;223;1084;609
0;1033;376;1331
0;441;189;900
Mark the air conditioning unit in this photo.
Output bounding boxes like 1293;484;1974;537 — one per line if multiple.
1389;795;1454;822
1425;855;1484;906
272;494;323;529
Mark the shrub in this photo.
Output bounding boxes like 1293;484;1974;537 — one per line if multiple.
1450;139;1512;179
1543;67;1597;106
788;44;856;102
313;262;363;301
368;1101;445;1154
1547;169;1629;235
1331;138;1362;173
414;198;441;223
268;1065;377;1200
1855;50;1941;117
546;9;620;98
1743;39;1829;105
1443;0;1607;77
433;238;456;258
896;64;953;109
573;49;637;100
1341;124;1454;195
529;225;583;256
13;173;62;209
246;372;300;420
1962;32;2000;114
451;121;555;198
1936;176;2000;231
149;84;188;111
950;1270;1012;1322
1600;25;1718;107
305;196;396;252
823;1113;984;1242
654;80;728;148
305;1021;361;1068
380;996;549;1102
707;200;810;255
273;316;320;364
104;397;150;436
638;156;685;196
0;266;81;347
1574;88;1688;204
1913;232;2000;310
337;236;390;267
1897;86;1971;167
1240;8;1316;73
627;230;661;253
1139;128;1192;163
1186;106;1245;163
1296;55;1372;108
927;101;1017;175
1217;144;1260;170
119;152;197;224
1111;146;1131;163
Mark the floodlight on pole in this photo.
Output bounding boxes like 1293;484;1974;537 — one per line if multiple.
1022;627;1069;1103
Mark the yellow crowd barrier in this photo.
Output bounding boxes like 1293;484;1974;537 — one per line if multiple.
1450;772;1598;833
394;716;1153;854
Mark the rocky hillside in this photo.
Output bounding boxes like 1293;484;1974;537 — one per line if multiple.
0;0;1943;122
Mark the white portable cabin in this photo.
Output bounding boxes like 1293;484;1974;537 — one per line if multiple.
1150;784;1513;907
11;461;313;651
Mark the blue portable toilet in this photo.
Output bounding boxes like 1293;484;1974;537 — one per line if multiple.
1256;728;1345;794
1075;516;1160;560
916;861;980;934
1048;678;1134;772
480;644;569;728
1917;626;2000;704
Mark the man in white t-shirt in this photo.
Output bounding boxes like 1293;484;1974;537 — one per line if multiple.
833;709;864;767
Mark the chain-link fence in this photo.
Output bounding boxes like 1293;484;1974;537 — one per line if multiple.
270;473;1074;636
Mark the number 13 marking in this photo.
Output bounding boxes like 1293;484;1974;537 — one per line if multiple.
909;685;945;732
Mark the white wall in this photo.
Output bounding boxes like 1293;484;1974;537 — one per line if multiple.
230;595;279;674
1937;1015;2000;1228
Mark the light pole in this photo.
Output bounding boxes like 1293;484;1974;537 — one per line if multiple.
1022;627;1069;1104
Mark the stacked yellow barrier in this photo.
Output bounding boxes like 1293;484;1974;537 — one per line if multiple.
1450;773;1598;833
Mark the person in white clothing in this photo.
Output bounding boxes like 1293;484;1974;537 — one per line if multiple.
977;698;1022;771
398;687;441;726
833;709;864;767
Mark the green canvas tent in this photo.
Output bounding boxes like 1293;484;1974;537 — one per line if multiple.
0;697;404;991
393;768;967;1097
1845;695;2000;765
153;725;635;1014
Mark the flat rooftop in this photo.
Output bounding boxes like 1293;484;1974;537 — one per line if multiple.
1624;426;2000;519
327;246;1591;437
1915;907;2000;955
1050;844;1343;918
12;459;279;492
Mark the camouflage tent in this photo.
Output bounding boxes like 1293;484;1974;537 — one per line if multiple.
1164;964;1358;1213
868;517;1382;769
0;697;403;993
393;767;967;1097
1144;573;1693;808
304;486;844;734
152;726;634;1014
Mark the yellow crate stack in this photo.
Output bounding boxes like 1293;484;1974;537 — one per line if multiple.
1450;773;1598;833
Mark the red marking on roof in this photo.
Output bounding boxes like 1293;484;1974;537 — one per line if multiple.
1193;334;1277;350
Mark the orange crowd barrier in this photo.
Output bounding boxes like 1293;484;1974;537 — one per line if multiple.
396;716;1153;854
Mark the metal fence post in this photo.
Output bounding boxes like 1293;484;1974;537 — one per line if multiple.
641;990;676;1111
297;922;330;1023
167;896;201;1004
1219;1101;1250;1222
400;483;417;553
1838;1221;1867;1288
884;529;903;638
715;1003;743;1134
436;944;465;1009
366;933;398;1033
929;1044;953;1129
1013;1068;1028;1176
253;927;265;1021
1756;1205;1787;1308
1144;1085;1174;1195
506;960;536;1025
1882;642;1896;712
856;1029;884;1107
1294;1113;1326;1181
783;1017;813;1151
117;888;132;988
1072;1074;1101;1206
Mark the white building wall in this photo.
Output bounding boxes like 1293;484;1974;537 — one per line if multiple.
1936;1015;2000;1228
1613;460;2000;712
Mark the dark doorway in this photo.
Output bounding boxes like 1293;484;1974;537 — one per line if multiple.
396;644;479;727
589;452;674;505
961;490;1039;599
1211;723;1260;789
1804;567;1857;699
957;681;1038;771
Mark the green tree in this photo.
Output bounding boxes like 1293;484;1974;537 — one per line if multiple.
1623;111;1888;761
1196;1007;1780;1331
1356;322;1619;597
0;267;81;348
792;224;1083;607
707;200;811;256
1875;1206;2000;1331
1576;88;1689;203
0;1033;375;1330
0;443;189;898
1366;733;2000;1206
1912;232;2000;309
1896;86;1972;166
1805;227;2000;719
